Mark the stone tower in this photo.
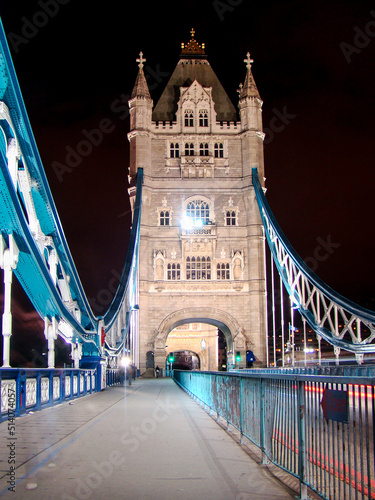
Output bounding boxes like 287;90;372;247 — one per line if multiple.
128;30;266;372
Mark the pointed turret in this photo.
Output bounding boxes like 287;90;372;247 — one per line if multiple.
128;52;153;184
239;53;260;99
238;52;264;180
131;52;151;99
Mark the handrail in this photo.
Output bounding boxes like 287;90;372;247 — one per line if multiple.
174;370;375;500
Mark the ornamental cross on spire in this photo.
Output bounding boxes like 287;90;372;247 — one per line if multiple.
244;52;254;69
181;28;205;55
136;51;146;69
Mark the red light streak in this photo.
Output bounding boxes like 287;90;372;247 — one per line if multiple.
304;384;374;399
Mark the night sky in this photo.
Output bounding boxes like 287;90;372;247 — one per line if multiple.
1;0;375;363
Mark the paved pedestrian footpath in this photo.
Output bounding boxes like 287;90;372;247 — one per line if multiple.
0;378;294;499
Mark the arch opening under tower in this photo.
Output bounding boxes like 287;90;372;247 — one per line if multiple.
153;307;239;371
165;322;228;371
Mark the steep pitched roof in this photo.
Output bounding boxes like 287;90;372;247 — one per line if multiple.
152;58;238;122
131;68;151;99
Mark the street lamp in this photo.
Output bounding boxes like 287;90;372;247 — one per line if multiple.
121;356;131;368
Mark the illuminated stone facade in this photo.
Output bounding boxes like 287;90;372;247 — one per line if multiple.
128;32;267;371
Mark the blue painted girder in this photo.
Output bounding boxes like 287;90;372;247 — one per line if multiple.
252;168;375;353
0;17;97;346
0;148;97;346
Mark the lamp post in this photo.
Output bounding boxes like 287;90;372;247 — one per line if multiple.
235;351;241;369
168;353;174;376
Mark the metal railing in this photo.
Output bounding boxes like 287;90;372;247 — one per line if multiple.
106;368;125;386
173;370;375;500
0;367;121;423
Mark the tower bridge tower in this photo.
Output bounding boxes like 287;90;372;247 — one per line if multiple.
128;31;266;372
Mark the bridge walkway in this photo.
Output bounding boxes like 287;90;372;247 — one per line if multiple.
0;378;294;499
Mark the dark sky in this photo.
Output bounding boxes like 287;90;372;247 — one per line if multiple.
1;0;375;360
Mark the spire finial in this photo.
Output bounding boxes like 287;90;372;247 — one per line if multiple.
239;52;260;99
136;51;146;69
131;51;151;99
244;52;254;70
181;28;206;56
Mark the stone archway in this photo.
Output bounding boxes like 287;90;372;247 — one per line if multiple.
167;350;200;370
152;307;243;370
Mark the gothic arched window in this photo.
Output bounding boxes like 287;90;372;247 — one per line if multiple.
167;263;180;280
186;199;210;225
226;211;236;226
184;110;194;127
160;211;170;226
202;256;211;280
199;143;209;156
199;110;208;127
214;143;224;158
170;143;180;158
185;143;194;156
186;256;211;280
217;263;230;280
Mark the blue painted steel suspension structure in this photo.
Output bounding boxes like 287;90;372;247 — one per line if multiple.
101;169;143;359
0;17;143;368
252;168;375;359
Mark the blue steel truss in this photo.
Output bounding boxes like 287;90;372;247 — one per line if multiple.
102;170;143;355
0;17;143;359
0;20;94;342
253;168;375;356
